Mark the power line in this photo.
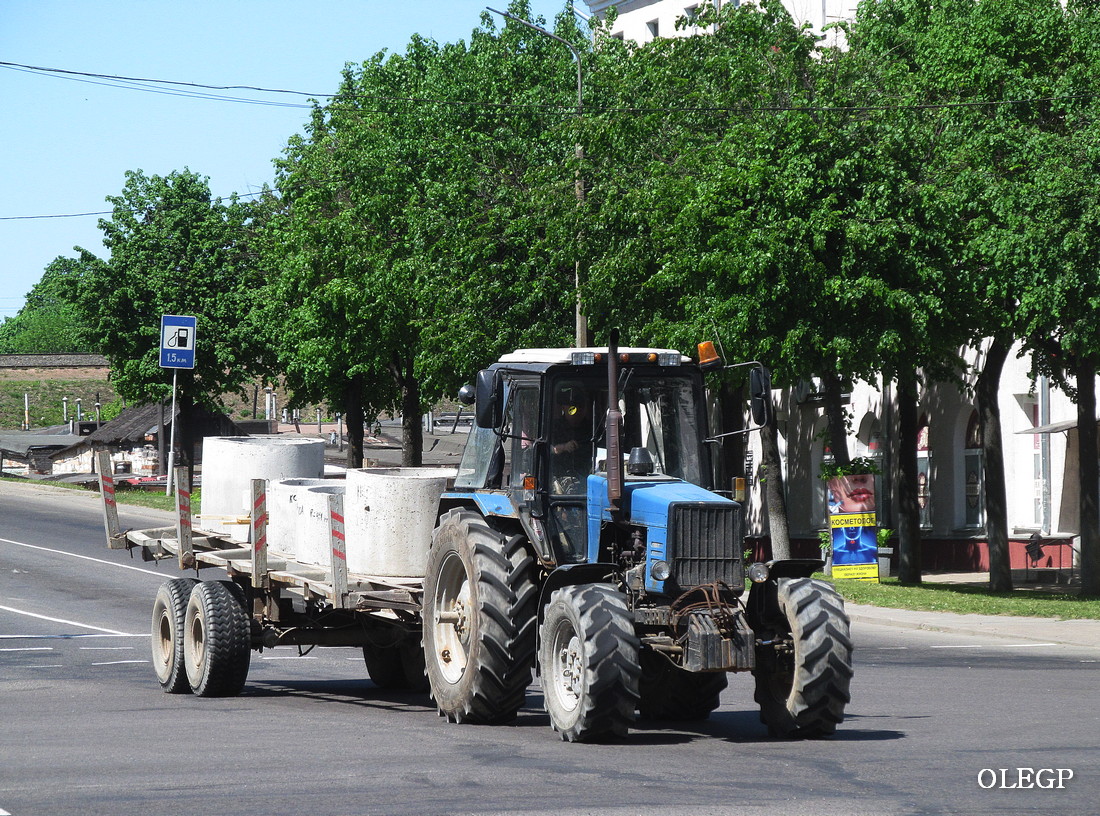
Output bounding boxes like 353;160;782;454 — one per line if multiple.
5;58;1096;117
0;191;268;222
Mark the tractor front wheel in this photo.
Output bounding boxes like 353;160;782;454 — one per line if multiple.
753;577;852;738
540;584;640;742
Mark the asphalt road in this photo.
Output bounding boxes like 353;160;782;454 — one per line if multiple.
1;481;1097;816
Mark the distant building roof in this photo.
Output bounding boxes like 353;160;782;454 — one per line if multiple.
0;429;83;458
52;400;247;457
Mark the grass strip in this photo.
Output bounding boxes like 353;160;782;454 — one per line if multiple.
830;576;1100;619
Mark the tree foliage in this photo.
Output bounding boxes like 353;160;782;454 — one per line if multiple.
0;256;94;354
73;168;271;467
265;1;586;465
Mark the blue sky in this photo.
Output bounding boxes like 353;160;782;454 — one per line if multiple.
0;0;575;320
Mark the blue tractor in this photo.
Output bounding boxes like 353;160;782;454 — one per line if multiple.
423;334;852;741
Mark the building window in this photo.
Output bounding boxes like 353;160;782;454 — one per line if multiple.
917;413;931;527
963;410;983;527
647;19;659;38
855;414;885;525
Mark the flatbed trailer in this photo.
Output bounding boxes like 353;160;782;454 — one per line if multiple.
97;451;433;693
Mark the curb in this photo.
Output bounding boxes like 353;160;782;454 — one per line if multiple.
847;603;1100;649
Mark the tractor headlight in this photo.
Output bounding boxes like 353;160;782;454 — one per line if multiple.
746;562;770;583
650;560;672;582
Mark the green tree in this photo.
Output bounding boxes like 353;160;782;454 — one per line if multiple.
853;0;1100;593
0;256;94;354
267;1;583;467
582;1;965;570
74;168;270;471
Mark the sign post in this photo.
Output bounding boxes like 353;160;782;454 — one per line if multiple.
160;315;197;495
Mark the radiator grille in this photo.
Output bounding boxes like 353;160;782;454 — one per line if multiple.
669;503;744;589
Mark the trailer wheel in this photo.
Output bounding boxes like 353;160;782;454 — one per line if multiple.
363;641;429;692
637;649;728;721
539;584;640;742
151;578;199;693
753;577;852;738
423;510;537;723
183;581;252;697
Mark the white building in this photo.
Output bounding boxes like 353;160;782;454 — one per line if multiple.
765;342;1082;578
583;0;856;48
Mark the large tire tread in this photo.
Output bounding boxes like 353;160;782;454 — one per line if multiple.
183;581;252;697
424;510;537;724
754;577;852;738
541;584;641;742
638;648;728;721
151;578;199;694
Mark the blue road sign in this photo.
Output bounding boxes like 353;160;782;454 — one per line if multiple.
160;315;197;369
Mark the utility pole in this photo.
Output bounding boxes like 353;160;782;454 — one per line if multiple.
487;6;588;346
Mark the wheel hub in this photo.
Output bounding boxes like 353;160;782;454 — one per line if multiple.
555;634;583;711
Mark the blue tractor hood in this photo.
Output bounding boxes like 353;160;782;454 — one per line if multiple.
585;473;739;593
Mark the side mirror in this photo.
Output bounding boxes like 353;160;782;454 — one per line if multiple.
457;384;476;406
474;369;503;429
749;366;772;427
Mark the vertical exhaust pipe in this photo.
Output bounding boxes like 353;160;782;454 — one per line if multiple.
606;328;623;513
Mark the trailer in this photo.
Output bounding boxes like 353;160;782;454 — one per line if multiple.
101;338;852;742
99;449;443;695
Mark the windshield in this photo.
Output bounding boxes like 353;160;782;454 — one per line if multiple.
548;371;704;490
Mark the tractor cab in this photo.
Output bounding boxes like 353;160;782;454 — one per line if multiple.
452;345;716;575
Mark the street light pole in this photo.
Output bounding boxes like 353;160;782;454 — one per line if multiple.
486;6;588;347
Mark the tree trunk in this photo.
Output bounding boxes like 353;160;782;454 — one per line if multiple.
977;335;1012;592
822;371;850;467
176;392;196;492
896;371;923;585
760;415;791;560
1075;354;1100;595
389;352;422;468
343;374;365;469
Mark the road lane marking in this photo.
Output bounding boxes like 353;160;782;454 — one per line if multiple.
0;536;167;577
92;660;148;666
0;604;133;635
0;633;144;640
0;646;54;652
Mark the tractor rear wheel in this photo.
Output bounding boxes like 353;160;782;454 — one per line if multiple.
423;510;537;723
753;577;852;737
540;584;640;742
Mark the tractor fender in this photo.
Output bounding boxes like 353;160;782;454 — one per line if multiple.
745;558;826;634
534;563;620;662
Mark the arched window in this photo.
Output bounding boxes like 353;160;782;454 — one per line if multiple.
855;413;885;525
917;413;931;527
963;410;984;527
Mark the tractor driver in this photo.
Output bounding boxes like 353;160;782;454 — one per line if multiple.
550;383;593;495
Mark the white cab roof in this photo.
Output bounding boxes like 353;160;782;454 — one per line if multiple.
498;347;691;365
